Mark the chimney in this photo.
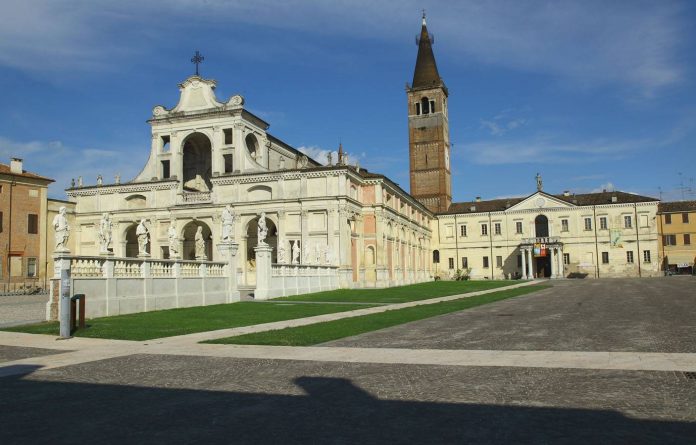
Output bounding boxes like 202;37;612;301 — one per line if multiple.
611;195;618;203
10;158;23;174
475;196;481;202
563;190;570;197
470;205;476;212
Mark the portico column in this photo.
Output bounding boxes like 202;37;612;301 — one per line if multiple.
550;247;556;279
557;247;564;279
527;248;534;279
521;248;527;279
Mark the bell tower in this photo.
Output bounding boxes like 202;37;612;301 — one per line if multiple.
407;13;451;213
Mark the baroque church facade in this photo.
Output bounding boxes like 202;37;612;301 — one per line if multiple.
66;16;661;287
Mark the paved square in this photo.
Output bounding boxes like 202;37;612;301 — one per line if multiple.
325;278;696;352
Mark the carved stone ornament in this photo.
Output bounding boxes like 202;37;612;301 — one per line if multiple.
152;105;168;117
227;95;244;107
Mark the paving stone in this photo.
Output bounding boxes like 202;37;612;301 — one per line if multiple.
1;354;694;444
325;278;696;352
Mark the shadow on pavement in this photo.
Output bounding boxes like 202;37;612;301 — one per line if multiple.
1;371;693;444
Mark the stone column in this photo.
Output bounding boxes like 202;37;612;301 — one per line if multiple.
253;244;273;300
557;247;564;279
217;242;241;303
550;247;556;279
211;126;223;176
521;248;527;279
527;248;534;279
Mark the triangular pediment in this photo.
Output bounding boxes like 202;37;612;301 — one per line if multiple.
507;191;575;212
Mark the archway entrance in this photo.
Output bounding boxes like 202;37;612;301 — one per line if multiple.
183;132;212;192
244;217;278;285
535;214;549;237
181;221;213;260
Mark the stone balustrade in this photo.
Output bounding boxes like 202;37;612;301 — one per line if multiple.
177;191;212;204
521;236;561;245
48;249;239;320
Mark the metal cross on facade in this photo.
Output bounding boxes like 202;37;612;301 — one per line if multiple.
191;51;204;76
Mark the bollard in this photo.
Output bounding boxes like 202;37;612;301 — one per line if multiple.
70;294;86;334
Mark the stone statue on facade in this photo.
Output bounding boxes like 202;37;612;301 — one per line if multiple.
292;240;300;265
303;244;311;264
257;212;268;245
97;174;103;186
277;240;287;264
53;206;70;252
327;152;333;166
136;219;149;256
536;173;543;191
115;173;121;184
167;222;179;258
97;213;112;254
77;176;83;188
195;226;207;260
221;204;236;242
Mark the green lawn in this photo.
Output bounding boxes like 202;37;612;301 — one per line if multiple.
207;284;548;346
277;280;517;303
3;302;374;341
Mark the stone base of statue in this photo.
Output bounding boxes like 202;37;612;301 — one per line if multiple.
217;242;240;303
196;255;208;261
137;252;150;259
99;250;114;256
54;247;70;255
253;244;273;300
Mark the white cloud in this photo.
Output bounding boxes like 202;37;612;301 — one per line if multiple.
0;1;687;94
480;110;528;136
0;136;142;198
591;182;616;193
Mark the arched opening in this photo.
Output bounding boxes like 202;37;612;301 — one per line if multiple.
420;97;430;115
125;194;147;209
124;223;146;258
535;215;549;237
245;134;259;160
244;217;278;285
183;132;212;192
365;245;376;284
181;221;213;261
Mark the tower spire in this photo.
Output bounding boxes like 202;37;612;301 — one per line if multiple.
412;14;443;90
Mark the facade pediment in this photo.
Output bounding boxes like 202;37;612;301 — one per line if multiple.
506;192;575;212
152;76;245;117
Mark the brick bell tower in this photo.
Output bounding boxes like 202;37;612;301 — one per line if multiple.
407;13;452;213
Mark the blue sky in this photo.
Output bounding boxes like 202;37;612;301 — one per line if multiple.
1;0;695;202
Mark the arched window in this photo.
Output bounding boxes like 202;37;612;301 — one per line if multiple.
421;97;430;115
433;250;440;263
535;215;549;237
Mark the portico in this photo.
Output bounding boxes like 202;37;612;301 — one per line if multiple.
520;237;564;279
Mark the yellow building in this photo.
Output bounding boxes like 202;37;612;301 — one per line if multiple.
658;201;696;274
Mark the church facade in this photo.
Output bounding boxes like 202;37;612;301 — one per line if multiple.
66;76;434;289
65;15;662;290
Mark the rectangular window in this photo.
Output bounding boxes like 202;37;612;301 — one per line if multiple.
224;154;234;173
494;223;501;235
643;250;651;263
663;235;677;246
496;255;503;268
448;258;454;270
461;257;468;268
626;251;634;264
601;252;609;264
584;217;592;231
223;128;233;145
624;215;632;229
483;256;489;268
665;214;672;224
683;213;690;223
28;214;38;234
516;221;523;234
640;214;649;227
561;219;569;232
685;234;691;245
563;253;570;265
26;258;37;278
161;160;170;179
599;217;607;230
481;224;488;236
161;135;170;152
460;225;467;237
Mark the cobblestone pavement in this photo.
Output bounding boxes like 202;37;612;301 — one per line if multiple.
0;293;47;328
325;278;696;352
1;354;694;444
0;345;66;363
